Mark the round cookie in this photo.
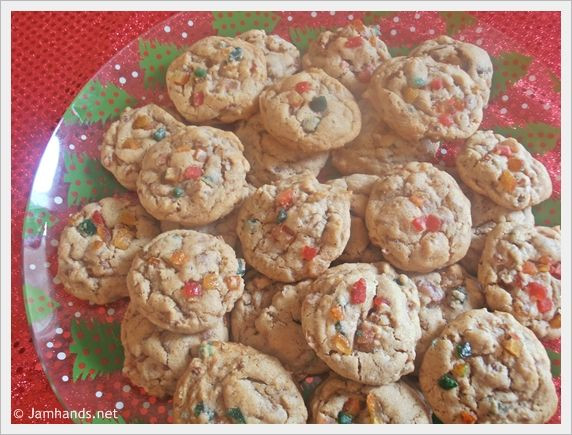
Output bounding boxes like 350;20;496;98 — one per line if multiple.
237;173;351;282
57;197;160;304
310;374;430;424
419;309;558;423
331;99;440;176
301;262;421;385
237;29;300;84
127;229;244;334
364;56;484;141
100;104;185;190
456;130;552;210
166;36;267;123
121;303;229;398
173;341;308;423
460;188;535;275
478;223;561;340
365;162;472;273
259;68;361;153
137;125;250;227
235;113;329;187
411;264;484;370
410;35;493;104
302;22;391;95
231;273;328;378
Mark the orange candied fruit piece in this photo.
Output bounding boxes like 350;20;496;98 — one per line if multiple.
460;411;477;424
168;250;188;267
132;115;154;130
121;137;141;149
342;397;361;416
202;273;218;290
89;240;104;251
112;228;132;250
538;255;552;265
502;336;523;357
224;275;242;291
507;157;524;172
119;211;137;226
521;261;538;275
549;313;561;328
331;333;352;355
500;170;517;192
329;305;344;321
276;188;294;209
452;362;469;378
366;393;381;424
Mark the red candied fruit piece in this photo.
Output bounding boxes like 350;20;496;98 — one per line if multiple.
351;278;367;304
302;245;318;261
550;261;561;279
183;165;203;180
525;281;548;300
91;211;105;226
191;91;204;107
439;114;453;126
295;81;312;94
412;216;426;232
425;214;442;232
183;281;202;298
430;78;443;90
276;188;294;209
495;145;512;157
537;298;553;313
344;36;363;48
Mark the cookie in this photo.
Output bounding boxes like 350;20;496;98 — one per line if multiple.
460;188;535;275
100;104;185;190
411;264;484;370
259;68;361;153
364;56;484;141
478;223;561;340
237;173;351;282
121;303;228;398
419;309;558;423
365;162;472;273
137;125;250;227
331;99;440;176
301;262;421;385
410;35;493;104
127;229;244;334
235;113;328;187
231;273;328;378
237;29;300;83
310;374;430;424
166;36;267;123
302;22;391;95
173;341;308;423
456;130;552;210
57;197;160;304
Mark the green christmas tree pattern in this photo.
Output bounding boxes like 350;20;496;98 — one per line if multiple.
63;80;137;125
362;11;396;25
439;11;477;36
388;45;412;57
63;152;126;206
289;26;328;54
546;349;561;377
493;123;560;155
490;52;532;100
70;318;124;382
76;415;127;424
549;71;561;93
24;285;60;324
23;205;58;239
212;11;280;36
139;39;185;89
532;198;560;227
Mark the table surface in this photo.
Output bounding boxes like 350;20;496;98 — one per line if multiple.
11;11;561;424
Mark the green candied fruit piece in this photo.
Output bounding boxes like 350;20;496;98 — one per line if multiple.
226;407;246;424
438;373;458;390
301;116;320;133
236;258;246;276
337;411;353;424
152;127;167;141
412;77;427;88
77;219;97;237
199;342;214;358
229;47;243;62
172;186;185;198
194;401;205;417
276;208;288;223
309;95;327;112
194;67;207;78
456;341;472;359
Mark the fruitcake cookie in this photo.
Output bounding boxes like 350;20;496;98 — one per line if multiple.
478;223;561;339
364;56;484;141
334;174;383;263
302;22;391;95
456;130;552;210
331;100;439;176
231;273;328;378
100;104;185;190
166;36;267;123
460;189;535;275
121;303;229;398
310;374;430;424
365;162;472;273
173;341;308;423
237;173;351;282
259;68;361;153
235;113;328;187
57;197;160;304
137;125;250;227
301;262;421;385
419;309;558;423
411;264;484;369
410;35;493;104
237;29;300;83
127;230;244;334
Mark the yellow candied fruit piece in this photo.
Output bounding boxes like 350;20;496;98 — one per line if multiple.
224;275;242;291
409;194;424;207
500;170;517;192
452;362;469;378
202;273;218;290
168;250;188;267
507;157;524;172
503;337;523;357
403;87;419;104
329;306;344;321
112;228;132;250
118;211;137;226
366;393;381;424
549;314;561;328
121;137;141;149
332;334;352;355
132;115;154;130
537;264;550;273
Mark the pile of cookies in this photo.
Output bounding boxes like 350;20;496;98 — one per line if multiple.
56;22;560;424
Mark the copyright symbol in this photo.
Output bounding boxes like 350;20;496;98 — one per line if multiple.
13;408;23;419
